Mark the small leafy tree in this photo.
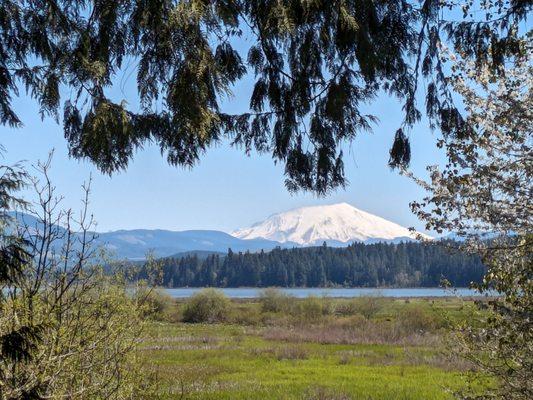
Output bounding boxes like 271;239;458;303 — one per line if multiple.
0;156;157;399
409;36;532;398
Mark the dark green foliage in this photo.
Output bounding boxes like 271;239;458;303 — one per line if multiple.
0;237;30;286
2;1;530;193
0;163;29;291
0;163;45;398
0;325;44;363
142;241;485;288
389;129;410;168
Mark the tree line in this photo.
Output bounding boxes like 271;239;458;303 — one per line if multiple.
145;241;485;288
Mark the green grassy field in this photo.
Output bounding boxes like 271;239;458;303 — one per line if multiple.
140;293;486;399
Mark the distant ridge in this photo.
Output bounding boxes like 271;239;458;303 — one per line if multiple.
7;212;296;260
8;203;430;260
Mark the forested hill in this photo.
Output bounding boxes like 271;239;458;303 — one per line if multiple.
147;241;485;288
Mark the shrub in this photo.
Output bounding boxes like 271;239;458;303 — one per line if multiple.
258;288;292;313
293;296;325;323
320;297;336;316
336;296;385;319
137;288;176;321
397;306;444;333
0;166;157;399
182;289;231;323
229;303;262;325
334;299;360;316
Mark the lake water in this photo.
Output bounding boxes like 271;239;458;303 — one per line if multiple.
163;287;482;299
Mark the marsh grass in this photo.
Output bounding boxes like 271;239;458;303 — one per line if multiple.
303;386;351;400
262;322;441;347
275;345;310;360
142;296;488;399
334;296;387;319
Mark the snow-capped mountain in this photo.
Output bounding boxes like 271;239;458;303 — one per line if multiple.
9;203;432;260
232;203;431;246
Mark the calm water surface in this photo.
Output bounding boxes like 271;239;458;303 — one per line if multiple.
163;287;482;299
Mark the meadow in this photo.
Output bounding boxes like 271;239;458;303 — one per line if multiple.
140;290;488;399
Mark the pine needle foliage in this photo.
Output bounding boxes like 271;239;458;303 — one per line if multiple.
1;1;531;193
0;162;45;399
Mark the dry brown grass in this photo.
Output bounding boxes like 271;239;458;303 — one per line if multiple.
403;347;476;372
262;318;441;346
331;347;476;372
333;296;387;319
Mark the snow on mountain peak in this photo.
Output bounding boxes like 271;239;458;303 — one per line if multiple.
231;203;431;245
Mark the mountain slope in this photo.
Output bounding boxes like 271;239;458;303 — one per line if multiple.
9;202;431;260
232;203;431;245
8;212;295;260
97;229;293;259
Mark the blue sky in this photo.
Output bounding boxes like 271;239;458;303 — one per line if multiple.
2;54;445;235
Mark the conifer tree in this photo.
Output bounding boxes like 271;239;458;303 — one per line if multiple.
1;1;530;193
0;161;46;399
